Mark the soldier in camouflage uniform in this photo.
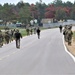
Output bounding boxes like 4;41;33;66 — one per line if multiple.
67;26;73;45
30;28;33;35
0;30;3;47
26;28;30;36
8;30;13;42
34;27;36;34
63;25;68;42
4;31;10;44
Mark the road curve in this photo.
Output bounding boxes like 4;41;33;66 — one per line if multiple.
0;28;75;75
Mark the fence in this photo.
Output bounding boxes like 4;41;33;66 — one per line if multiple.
43;21;75;28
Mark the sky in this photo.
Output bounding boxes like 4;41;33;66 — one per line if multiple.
0;0;75;5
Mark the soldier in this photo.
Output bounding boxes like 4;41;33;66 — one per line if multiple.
26;28;30;36
69;25;72;30
8;30;13;42
67;27;73;45
63;25;68;42
4;31;10;44
30;28;33;35
11;30;14;41
14;29;22;48
34;27;36;34
0;30;3;47
13;29;16;37
36;27;41;39
59;25;63;33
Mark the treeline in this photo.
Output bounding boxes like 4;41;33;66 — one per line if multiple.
0;0;75;24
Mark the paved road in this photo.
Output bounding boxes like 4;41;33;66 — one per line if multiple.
0;28;75;75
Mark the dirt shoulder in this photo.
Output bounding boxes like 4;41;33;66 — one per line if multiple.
65;39;75;57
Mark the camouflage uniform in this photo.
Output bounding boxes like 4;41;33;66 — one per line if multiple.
30;28;33;35
34;27;36;34
8;30;13;42
67;27;73;45
26;28;30;35
63;25;68;42
4;31;10;44
0;30;3;47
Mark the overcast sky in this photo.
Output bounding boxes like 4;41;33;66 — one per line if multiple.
0;0;75;5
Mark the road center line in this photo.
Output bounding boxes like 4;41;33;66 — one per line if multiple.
0;50;19;61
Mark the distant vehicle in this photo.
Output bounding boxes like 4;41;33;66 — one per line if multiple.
16;23;22;27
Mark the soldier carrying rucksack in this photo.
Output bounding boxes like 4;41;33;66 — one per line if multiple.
67;27;73;45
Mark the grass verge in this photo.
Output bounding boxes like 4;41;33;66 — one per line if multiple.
65;31;75;56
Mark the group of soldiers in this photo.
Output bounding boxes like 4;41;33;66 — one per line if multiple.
1;25;73;48
26;27;41;39
59;25;73;46
26;27;37;36
0;29;16;47
0;25;73;48
0;27;41;48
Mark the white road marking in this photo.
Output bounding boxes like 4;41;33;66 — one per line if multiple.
12;51;18;54
0;51;19;61
62;35;75;62
0;39;35;61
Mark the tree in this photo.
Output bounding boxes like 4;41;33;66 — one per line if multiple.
65;1;73;7
36;2;46;19
16;1;25;8
45;4;55;18
0;3;16;23
53;0;63;7
70;7;75;20
36;2;47;25
30;4;38;19
55;9;66;20
18;5;31;23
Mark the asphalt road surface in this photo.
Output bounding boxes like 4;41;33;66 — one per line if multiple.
0;28;75;75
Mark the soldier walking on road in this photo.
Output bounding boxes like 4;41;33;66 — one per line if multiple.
59;25;63;33
26;28;30;36
0;30;3;47
8;30;13;42
63;25;68;42
34;27;36;34
5;31;10;44
30;28;33;35
14;29;22;49
37;27;41;39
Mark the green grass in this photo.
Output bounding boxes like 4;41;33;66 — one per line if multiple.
19;29;27;36
0;27;47;37
19;27;47;37
0;26;5;30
